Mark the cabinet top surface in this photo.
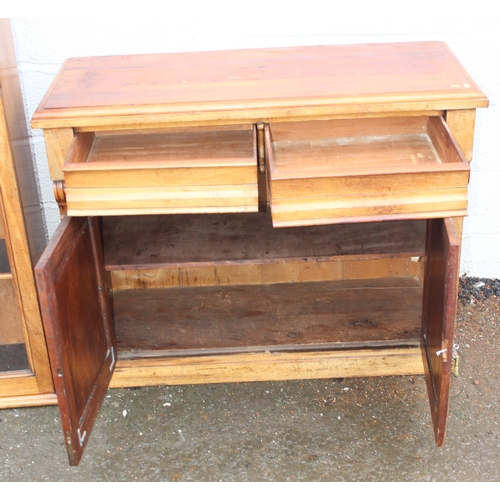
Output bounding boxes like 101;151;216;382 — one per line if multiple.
32;41;488;129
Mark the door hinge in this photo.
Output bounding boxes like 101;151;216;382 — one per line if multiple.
77;428;87;446
107;347;116;371
65;431;77;464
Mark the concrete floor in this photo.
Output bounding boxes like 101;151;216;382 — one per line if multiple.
1;295;499;481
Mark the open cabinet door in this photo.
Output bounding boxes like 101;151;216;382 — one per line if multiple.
35;216;115;465
421;218;460;446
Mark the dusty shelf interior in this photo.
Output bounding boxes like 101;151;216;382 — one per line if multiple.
112;278;423;359
102;213;426;359
102;213;426;267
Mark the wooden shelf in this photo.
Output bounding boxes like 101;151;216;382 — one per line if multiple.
103;213;426;290
112;277;423;360
103;213;426;268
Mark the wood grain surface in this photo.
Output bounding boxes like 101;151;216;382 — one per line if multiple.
103;213;426;268
63;125;258;215
112;277;423;358
32;42;488;130
421;217;460;446
267;116;470;226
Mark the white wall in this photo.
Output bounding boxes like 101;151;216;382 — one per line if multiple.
8;1;500;277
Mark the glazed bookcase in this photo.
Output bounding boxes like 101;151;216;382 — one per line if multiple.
0;19;55;408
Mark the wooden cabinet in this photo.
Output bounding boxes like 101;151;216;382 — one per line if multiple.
0;19;55;408
31;41;488;465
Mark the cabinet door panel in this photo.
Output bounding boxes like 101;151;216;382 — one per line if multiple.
421;218;459;446
35;216;115;465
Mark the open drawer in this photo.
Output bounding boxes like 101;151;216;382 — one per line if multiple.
266;116;470;227
62;125;258;216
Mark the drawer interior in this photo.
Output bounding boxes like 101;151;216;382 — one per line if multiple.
266;116;469;226
63;125;258;216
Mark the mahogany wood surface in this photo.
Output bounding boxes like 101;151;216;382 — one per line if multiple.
35;217;115;465
267;117;470;226
269;117;466;178
0;392;58;410
102;213;426;268
421;218;459;446
445;109;476;162
65;186;258;216
31;42;488;130
108;256;422;291
64;126;257;186
112;277;422;358
43;127;74;180
0;21;46;264
0;373;44;399
62;125;258;215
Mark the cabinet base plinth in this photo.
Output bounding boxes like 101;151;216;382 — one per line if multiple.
109;348;425;388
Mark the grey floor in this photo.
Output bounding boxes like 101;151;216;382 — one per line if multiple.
1;296;499;481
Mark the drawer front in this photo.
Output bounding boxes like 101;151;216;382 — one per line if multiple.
63;125;258;216
266;117;470;227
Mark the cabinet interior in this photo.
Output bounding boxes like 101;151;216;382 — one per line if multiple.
102;213;427;360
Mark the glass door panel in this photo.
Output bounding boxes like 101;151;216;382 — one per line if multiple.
0;195;29;372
